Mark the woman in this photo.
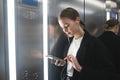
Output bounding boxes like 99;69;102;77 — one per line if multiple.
98;19;120;74
51;7;117;80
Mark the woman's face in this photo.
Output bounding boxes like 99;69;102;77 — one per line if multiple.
58;17;78;37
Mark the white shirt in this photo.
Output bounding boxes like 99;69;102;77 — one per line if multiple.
67;36;83;77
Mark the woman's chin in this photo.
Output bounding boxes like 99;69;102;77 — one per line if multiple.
67;34;73;37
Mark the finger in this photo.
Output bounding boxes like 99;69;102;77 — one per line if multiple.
54;60;59;65
60;60;66;66
67;55;73;62
64;57;67;60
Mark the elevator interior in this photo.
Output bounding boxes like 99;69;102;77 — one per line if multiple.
0;0;120;80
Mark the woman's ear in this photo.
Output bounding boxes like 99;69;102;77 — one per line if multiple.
116;25;119;31
114;25;119;34
75;17;80;23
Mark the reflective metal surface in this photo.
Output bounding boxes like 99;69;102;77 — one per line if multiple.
0;0;6;79
15;1;43;80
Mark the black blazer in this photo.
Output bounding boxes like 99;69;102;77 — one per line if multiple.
98;31;120;74
61;31;117;80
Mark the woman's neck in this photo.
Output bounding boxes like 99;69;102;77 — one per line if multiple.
74;27;85;39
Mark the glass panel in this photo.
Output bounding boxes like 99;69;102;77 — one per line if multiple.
15;0;44;80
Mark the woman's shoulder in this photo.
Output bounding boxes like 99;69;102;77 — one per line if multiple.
83;31;107;48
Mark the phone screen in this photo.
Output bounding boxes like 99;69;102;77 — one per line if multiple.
46;55;64;61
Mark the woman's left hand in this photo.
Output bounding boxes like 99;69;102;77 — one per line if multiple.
64;54;82;72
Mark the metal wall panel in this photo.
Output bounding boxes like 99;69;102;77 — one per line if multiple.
85;0;106;37
0;0;5;79
15;0;44;80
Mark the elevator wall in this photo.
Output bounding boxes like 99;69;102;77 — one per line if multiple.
0;0;120;80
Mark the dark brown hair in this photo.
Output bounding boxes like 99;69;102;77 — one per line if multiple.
58;7;85;25
103;19;119;29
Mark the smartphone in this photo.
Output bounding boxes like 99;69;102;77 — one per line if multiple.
46;55;64;61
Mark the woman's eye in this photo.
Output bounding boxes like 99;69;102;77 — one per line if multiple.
64;24;69;28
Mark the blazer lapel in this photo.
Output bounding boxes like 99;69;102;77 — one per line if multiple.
76;31;89;65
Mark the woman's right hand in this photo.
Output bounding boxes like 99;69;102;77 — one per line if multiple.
51;59;66;66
